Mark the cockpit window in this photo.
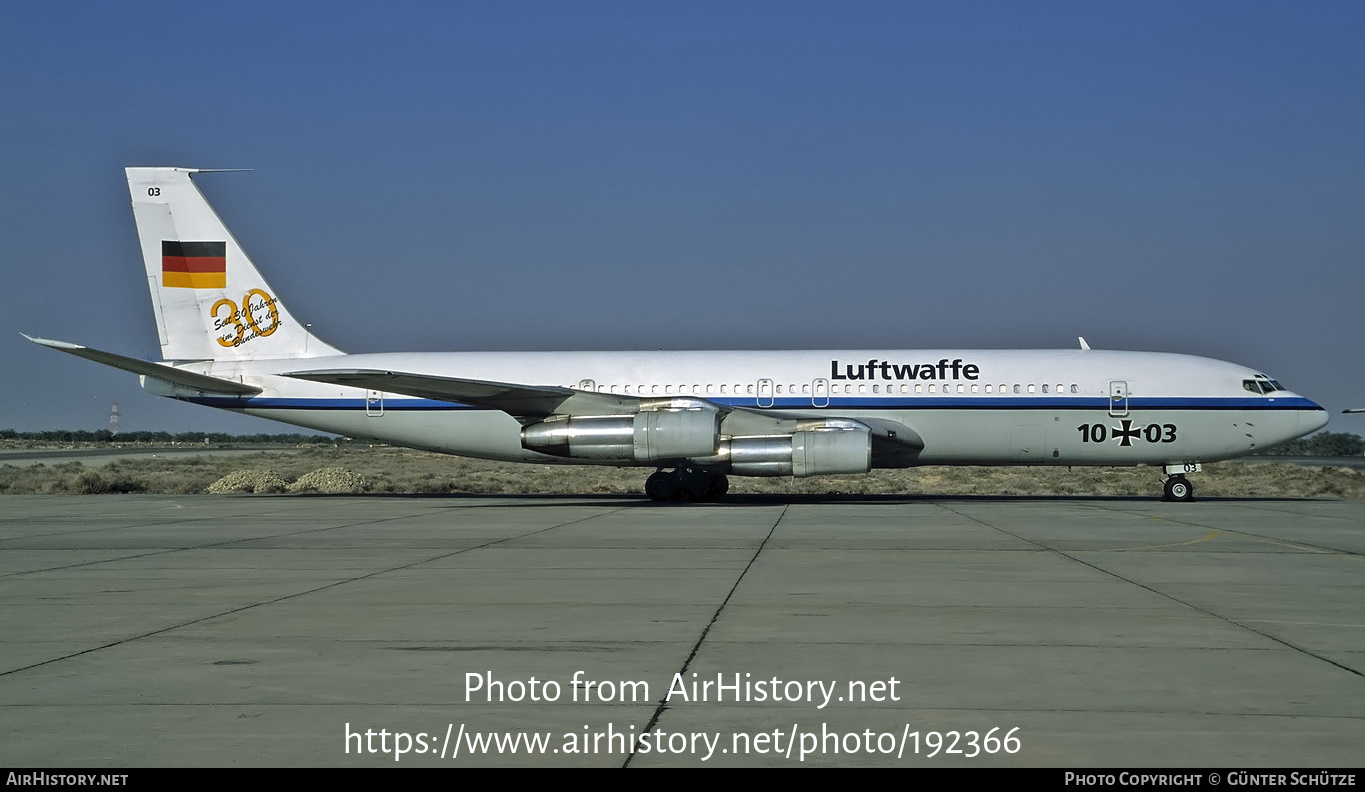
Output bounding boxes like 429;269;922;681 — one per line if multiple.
1243;376;1286;395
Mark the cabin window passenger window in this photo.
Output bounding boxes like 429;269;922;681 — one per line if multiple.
985;384;992;393
665;385;673;394
957;384;964;393
1070;384;1078;393
928;384;936;393
1027;384;1035;393
971;384;979;393
1057;384;1063;394
1041;384;1049;393
872;384;879;394
1013;384;1021;394
802;384;810;394
915;384;922;394
720;385;727;394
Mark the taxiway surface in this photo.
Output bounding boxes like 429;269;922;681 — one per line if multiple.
1;494;1361;767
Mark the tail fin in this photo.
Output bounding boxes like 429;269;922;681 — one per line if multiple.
127;167;341;362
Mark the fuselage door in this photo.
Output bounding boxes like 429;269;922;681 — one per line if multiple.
1108;381;1129;418
757;378;774;408
365;389;384;417
812;378;830;408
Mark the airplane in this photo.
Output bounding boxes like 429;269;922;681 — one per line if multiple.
26;167;1330;502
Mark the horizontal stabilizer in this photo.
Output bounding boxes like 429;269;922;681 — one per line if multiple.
23;334;262;396
284;368;643;417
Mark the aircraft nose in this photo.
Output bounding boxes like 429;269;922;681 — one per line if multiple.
1301;404;1330;435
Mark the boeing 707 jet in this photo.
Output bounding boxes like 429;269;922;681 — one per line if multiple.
26;168;1330;501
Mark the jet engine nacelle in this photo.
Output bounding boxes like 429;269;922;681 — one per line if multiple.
521;409;721;462
725;428;872;477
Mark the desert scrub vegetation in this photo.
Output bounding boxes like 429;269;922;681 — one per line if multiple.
1;445;1363;498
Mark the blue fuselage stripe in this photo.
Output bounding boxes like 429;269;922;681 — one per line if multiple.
185;396;1325;412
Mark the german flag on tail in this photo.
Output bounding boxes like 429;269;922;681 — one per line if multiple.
162;241;226;288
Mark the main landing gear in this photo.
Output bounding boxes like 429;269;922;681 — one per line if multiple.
1162;474;1194;502
645;467;729;502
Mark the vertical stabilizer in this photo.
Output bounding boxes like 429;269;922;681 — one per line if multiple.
126;167;341;361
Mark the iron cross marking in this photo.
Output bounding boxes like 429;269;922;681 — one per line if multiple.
1112;419;1142;447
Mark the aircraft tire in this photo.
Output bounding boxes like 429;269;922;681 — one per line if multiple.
646;472;673;502
684;472;711;499
1163;476;1194;502
704;475;729;501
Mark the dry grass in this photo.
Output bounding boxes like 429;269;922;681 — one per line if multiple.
1;445;1362;498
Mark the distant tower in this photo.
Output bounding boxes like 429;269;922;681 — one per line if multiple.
108;399;120;435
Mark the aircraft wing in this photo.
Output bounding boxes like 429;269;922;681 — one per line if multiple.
283;368;668;418
24;335;262;396
284;368;923;450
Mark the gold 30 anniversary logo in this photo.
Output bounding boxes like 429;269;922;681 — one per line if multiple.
211;289;282;348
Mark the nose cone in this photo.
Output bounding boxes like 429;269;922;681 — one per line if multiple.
1300;403;1330;435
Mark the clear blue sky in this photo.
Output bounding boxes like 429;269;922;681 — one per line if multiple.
3;2;1363;433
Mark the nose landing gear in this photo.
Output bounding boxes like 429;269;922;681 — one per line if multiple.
1162;474;1194;502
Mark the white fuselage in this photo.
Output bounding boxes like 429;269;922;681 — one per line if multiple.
158;348;1328;470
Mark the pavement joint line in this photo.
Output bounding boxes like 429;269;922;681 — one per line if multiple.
0;499;522;579
5;701;1359;719
940;501;1365;682
1092;503;1363;559
0;511;440;579
0;517;195;545
622;504;789;768
1222;501;1361;521
0;506;629;680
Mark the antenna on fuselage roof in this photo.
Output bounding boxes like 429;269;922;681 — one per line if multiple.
1078;337;1091;351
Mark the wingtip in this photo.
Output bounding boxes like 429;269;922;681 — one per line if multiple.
21;333;78;350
